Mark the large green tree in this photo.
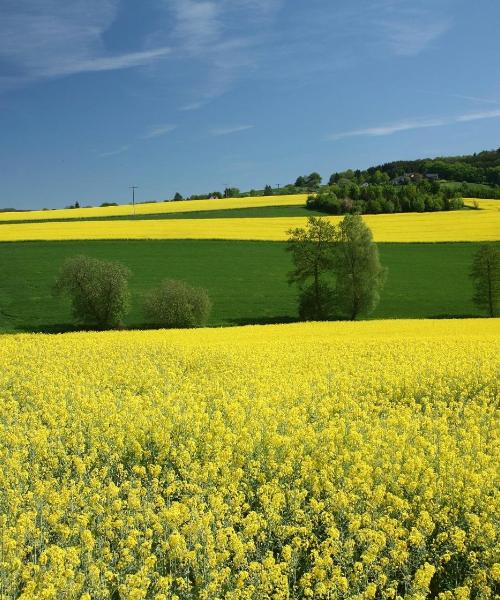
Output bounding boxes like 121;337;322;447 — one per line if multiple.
287;215;386;321
470;244;499;317
333;214;386;320
287;217;337;320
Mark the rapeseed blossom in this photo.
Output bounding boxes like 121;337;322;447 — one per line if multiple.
0;319;498;598
0;195;309;222
0;208;498;242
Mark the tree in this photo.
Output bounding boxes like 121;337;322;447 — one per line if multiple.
306;172;322;189
173;192;183;201
224;187;240;198
329;172;341;185
287;217;337;320
75;201;80;209
264;185;274;196
54;255;131;328
470;244;499;317
143;279;212;328
333;214;386;320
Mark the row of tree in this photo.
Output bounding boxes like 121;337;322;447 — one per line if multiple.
54;256;211;329
330;148;500;186
307;181;463;215
287;216;499;319
166;149;500;202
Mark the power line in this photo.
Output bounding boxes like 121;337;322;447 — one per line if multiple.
129;186;138;216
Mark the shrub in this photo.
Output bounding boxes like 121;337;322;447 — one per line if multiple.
143;279;212;328
54;255;131;328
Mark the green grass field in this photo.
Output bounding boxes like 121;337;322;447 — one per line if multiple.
0;240;489;333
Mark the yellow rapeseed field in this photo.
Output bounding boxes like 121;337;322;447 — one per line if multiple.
0;208;498;242
0;319;499;599
463;198;500;211
0;195;308;222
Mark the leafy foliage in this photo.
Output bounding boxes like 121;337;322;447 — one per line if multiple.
333;214;387;320
307;181;464;215
143;279;212;327
470;244;500;316
54;255;130;328
287;217;337;320
287;216;386;320
330;148;500;186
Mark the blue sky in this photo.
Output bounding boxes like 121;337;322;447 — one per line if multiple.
1;0;500;209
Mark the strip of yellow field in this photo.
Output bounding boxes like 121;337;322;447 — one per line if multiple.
0;194;308;221
463;198;500;211
0;208;498;242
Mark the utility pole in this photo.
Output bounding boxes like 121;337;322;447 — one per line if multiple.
129;186;138;216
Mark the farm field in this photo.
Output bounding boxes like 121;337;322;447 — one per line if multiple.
0;195;496;225
0;204;320;225
0;194;309;222
0;198;495;227
1;319;498;598
0;240;491;333
0;207;498;242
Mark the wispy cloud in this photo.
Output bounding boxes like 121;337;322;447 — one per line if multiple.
419;90;500;106
210;124;254;136
0;1;170;91
448;93;499;105
98;145;130;158
142;124;177;139
328;109;500;140
378;17;451;57
456;109;500;122
158;0;283;110
367;1;451;57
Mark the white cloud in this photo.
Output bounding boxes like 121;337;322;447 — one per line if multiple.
161;0;282;110
366;0;451;57
98;145;130;158
210;124;254;135
456;109;500;122
142;124;177;139
172;0;220;54
328;109;500;140
379;18;451;56
0;1;170;90
47;48;171;77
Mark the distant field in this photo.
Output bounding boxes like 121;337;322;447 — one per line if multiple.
0;194;309;222
0;204;318;225
0;207;498;242
0;240;492;333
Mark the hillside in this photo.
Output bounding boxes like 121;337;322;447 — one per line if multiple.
363;148;500;185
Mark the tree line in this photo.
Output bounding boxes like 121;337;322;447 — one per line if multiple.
361;148;500;186
307;180;463;215
165;149;500;203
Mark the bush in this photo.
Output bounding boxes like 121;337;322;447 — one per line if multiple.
143;280;212;328
54;255;131;328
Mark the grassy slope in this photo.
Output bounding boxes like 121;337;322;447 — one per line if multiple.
0;240;489;333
